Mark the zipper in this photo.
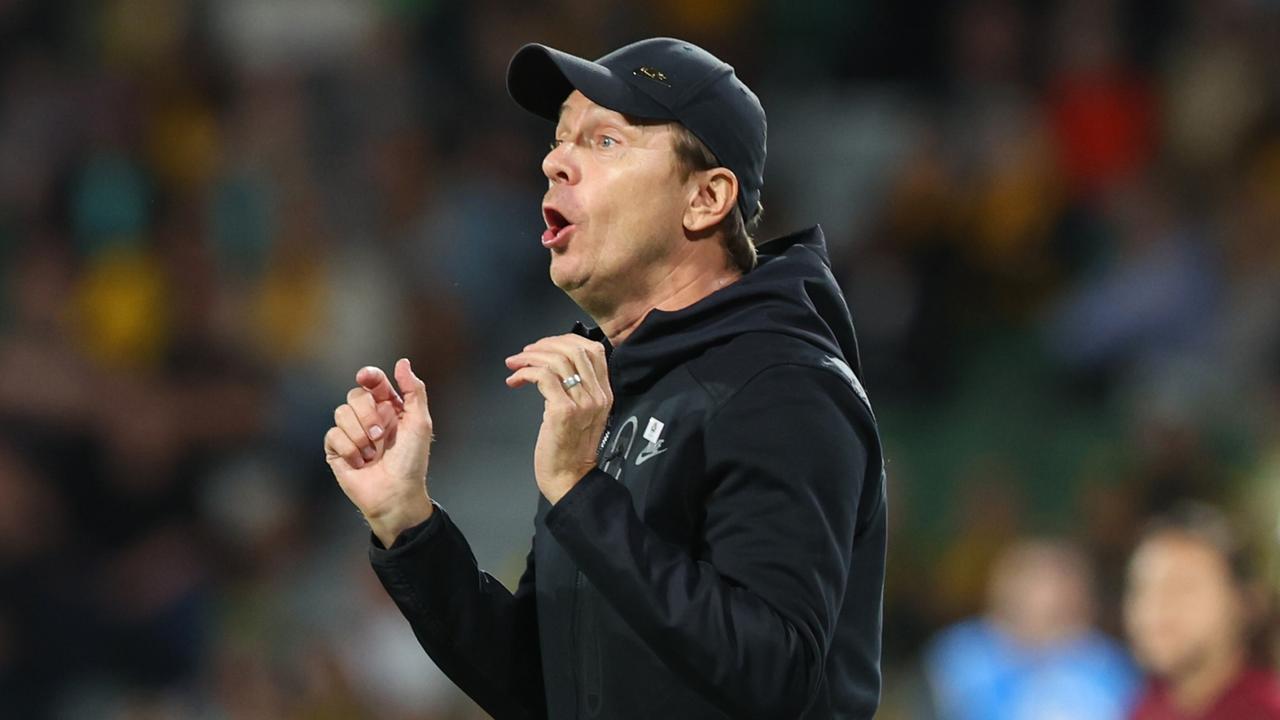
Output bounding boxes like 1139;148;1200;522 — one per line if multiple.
598;360;618;456
570;570;585;717
570;352;615;717
570;404;613;717
597;412;614;457
573;570;604;717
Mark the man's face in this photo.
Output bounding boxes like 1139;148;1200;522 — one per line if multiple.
1123;533;1244;678
540;90;691;309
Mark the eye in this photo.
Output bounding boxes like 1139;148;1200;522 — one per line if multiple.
549;138;563;150
599;135;618;148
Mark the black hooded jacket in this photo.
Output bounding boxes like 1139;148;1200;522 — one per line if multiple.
370;225;887;719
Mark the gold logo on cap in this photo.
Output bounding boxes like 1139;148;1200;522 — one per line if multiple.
633;66;671;86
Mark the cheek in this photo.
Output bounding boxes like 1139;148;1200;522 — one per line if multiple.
1126;589;1184;646
589;177;674;248
1130;586;1230;652
1191;586;1243;639
609;155;685;225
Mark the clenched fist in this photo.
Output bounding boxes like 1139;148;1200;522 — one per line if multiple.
325;358;434;547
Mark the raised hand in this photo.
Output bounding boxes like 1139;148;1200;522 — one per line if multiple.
505;334;612;504
325;358;435;546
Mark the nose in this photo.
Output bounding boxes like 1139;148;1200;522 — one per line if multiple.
542;141;578;186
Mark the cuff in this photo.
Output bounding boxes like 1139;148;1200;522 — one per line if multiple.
369;501;445;554
544;469;624;540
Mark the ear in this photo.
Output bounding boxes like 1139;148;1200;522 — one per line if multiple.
682;167;738;234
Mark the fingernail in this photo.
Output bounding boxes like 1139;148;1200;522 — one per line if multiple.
362;446;375;461
369;425;383;440
353;456;365;469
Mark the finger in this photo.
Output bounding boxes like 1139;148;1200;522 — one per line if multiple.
564;335;610;402
346;388;388;442
393;358;432;436
572;337;610;395
334;404;377;462
376;400;397;430
356;366;404;411
573;345;608;407
506;355;584;405
324;426;365;469
526;336;609;405
560;342;606;406
527;333;604;368
506;350;577;387
506;365;573;409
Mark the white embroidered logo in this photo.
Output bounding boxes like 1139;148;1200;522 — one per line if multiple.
636;417;668;466
822;355;869;405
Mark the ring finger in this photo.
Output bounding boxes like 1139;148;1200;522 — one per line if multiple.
507;351;586;400
533;337;608;405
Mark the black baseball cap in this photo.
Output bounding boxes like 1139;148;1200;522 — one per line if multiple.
506;37;766;222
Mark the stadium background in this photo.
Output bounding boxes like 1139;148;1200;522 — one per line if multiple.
0;0;1278;717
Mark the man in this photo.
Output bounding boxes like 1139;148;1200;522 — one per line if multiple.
323;37;886;719
1125;503;1280;720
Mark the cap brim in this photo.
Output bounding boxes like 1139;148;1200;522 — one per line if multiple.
506;44;674;122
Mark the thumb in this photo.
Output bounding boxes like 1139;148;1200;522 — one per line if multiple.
394;358;430;419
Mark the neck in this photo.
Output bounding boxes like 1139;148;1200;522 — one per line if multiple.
1169;645;1246;715
596;259;741;346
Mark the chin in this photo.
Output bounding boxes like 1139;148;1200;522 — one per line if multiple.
1139;645;1198;678
549;260;587;293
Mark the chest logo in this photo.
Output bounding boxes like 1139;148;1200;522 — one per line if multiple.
601;416;639;479
636;417;668;466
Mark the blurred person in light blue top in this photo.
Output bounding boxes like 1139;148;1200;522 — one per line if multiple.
925;538;1140;720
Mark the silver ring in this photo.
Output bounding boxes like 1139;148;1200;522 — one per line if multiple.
561;373;583;390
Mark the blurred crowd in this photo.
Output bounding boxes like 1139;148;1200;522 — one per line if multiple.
0;0;1278;718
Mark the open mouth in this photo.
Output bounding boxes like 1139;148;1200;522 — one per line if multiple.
541;206;576;248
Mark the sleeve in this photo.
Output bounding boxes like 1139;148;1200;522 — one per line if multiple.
543;363;871;719
369;503;546;720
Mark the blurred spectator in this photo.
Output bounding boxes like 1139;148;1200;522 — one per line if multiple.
1124;503;1280;720
1044;172;1218;386
1161;1;1268;180
925;538;1139;720
1045;0;1157;198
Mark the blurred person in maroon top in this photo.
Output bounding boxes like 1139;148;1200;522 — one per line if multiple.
1124;503;1280;720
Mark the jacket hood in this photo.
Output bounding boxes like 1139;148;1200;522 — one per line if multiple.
575;225;862;393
